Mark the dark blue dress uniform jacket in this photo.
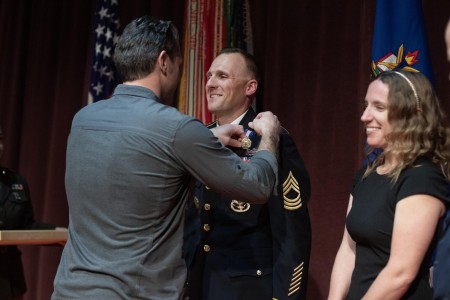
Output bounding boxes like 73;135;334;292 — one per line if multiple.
0;167;55;298
184;108;312;300
434;208;450;300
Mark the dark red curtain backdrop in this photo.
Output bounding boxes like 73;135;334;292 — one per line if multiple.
0;1;448;299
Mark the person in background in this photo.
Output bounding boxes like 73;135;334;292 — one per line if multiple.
432;18;450;300
184;48;312;300
328;70;450;300
52;16;281;300
0;124;59;300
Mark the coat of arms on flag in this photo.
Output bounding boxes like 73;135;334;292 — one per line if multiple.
370;0;433;82
371;44;421;77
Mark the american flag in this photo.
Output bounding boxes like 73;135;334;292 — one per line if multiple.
88;0;120;103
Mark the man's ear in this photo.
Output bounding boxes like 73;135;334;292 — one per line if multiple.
246;79;258;97
157;50;169;75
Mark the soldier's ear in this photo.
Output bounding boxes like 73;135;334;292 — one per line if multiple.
246;79;257;97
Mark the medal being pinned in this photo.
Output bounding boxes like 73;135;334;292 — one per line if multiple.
241;129;254;150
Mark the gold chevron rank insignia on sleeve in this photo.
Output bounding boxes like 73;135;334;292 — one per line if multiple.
282;171;302;210
288;261;304;297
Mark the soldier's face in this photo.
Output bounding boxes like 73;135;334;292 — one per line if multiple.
205;53;253;118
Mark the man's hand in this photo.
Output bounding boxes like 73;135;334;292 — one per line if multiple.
211;124;245;147
248;111;280;155
248;111;281;137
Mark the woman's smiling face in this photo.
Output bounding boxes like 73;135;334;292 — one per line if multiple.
361;79;392;149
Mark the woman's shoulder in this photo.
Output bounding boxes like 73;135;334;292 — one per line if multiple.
396;156;449;203
405;156;443;176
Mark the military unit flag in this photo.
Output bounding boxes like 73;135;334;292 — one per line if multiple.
366;0;434;164
371;0;434;81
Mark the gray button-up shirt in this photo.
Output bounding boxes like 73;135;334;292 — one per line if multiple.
52;85;277;300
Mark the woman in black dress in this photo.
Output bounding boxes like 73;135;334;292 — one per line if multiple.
328;70;450;300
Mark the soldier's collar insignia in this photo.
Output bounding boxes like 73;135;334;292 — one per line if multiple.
230;200;250;212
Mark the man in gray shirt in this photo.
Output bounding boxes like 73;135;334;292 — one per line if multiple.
52;15;280;300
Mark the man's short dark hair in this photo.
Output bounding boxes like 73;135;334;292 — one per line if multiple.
113;15;181;82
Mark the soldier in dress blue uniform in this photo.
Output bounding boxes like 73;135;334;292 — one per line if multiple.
0;125;56;300
184;48;312;300
433;20;450;300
